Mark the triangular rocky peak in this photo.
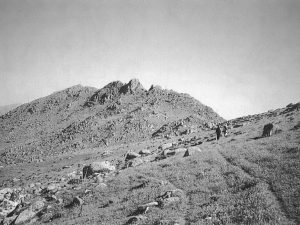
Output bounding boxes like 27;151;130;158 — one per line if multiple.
119;78;145;94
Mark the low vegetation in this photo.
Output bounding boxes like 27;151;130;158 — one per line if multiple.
0;80;299;224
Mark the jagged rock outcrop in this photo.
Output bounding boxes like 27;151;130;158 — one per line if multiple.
119;78;145;94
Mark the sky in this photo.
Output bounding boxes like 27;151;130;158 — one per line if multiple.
0;0;300;119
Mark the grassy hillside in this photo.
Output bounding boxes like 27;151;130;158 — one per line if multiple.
0;102;299;224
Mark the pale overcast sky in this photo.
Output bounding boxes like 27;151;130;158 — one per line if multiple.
0;0;300;119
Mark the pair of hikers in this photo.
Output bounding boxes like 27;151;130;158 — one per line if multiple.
216;124;228;140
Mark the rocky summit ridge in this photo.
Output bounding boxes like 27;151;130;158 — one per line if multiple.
0;79;223;165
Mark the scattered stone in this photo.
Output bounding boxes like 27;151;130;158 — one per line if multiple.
160;143;173;150
40;204;62;223
0;188;13;202
62;165;71;169
83;161;115;178
67;171;78;179
138;201;158;212
141;154;157;163
46;183;60;193
125;152;141;161
126;215;148;224
72;196;83;206
139;149;151;155
158;219;185;225
163;148;186;157
67;178;82;185
174;148;187;156
158;196;180;208
15;200;44;224
0;199;19;217
1;214;18;225
184;146;202;157
127;158;144;167
12;178;20;183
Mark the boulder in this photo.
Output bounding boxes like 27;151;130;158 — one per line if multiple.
138;201;159;211
46;183;60;193
15;200;44;224
262;123;274;137
163;148;186;157
127;215;147;224
139;149;151;155
160;143;173;150
0;199;19;217
72;196;83;206
141;154;157;163
91;161;115;173
174;148;187;156
125;152;140;161
184;146;202;157
1;214;18;225
0;188;13;202
127;158;144;167
83;161;115;178
158;218;185;225
158;197;180;208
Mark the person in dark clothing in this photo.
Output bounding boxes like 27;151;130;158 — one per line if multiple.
216;125;221;140
223;125;228;137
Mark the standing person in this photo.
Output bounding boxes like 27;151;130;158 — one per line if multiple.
216;125;221;140
223;124;228;137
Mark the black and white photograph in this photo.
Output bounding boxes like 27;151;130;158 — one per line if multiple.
0;0;299;224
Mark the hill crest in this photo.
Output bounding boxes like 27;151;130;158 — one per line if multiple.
0;79;223;164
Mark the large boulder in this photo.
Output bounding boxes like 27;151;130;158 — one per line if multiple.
262;123;274;137
127;158;144;167
83;161;115;178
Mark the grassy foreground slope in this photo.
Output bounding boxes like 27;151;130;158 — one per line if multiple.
52;103;299;225
0;103;299;225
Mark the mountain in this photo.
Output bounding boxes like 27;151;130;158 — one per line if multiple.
0;80;299;224
0;79;223;165
0;103;20;116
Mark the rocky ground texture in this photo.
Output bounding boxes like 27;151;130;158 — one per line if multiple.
0;79;222;165
0;80;299;225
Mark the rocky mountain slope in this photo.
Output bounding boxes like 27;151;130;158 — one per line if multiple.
0;104;20;116
0;99;299;225
0;79;223;165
